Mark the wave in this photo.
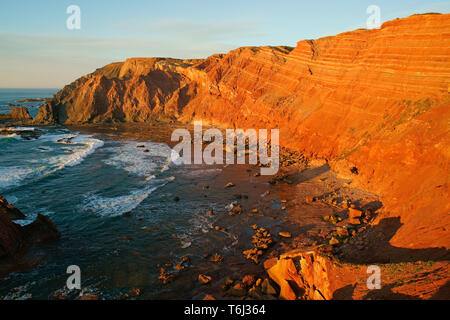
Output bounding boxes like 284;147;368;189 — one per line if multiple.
0;134;104;191
2;127;36;132
0;133;22;140
48;135;104;170
0;166;47;189
80;177;174;217
103;141;173;178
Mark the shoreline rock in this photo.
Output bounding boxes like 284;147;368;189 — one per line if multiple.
0;195;60;262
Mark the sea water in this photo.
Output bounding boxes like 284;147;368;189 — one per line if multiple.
0;89;250;299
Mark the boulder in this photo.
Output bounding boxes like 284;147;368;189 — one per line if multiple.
0;195;25;220
0;196;60;261
348;208;363;219
21;214;61;244
198;274;212;284
242;274;257;287
278;231;292;238
229;282;246;297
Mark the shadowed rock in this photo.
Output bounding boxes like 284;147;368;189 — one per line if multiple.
0;196;60;261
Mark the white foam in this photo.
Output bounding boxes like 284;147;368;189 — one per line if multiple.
13;212;42;227
0;133;22;140
2;127;36;132
80;176;174;217
48;135;104;169
0;134;104;191
4;195;18;205
81;186;157;217
0;166;47;189
103;141;172;178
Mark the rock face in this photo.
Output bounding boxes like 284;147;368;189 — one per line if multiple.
266;249;450;300
0;196;60;259
34;58;203;124
0;209;24;258
34;14;450;251
0;107;32;122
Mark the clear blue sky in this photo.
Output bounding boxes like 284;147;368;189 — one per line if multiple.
0;0;449;88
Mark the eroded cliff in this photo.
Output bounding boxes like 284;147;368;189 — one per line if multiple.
34;13;450;254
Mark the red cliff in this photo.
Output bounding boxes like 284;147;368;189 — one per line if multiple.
34;13;450;254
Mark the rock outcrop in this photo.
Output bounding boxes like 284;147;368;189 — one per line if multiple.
33;14;450;253
0;196;60;260
0;195;25;220
0;107;32;122
265;249;450;300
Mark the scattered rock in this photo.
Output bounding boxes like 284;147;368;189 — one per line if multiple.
243;227;273;264
229;282;246;297
348;208;363;219
158;268;175;284
78;293;100;300
329;237;340;245
278;231;292;238
336;227;349;237
198;274;212;284
242;274;257;287
210;253;224;263
349;218;361;225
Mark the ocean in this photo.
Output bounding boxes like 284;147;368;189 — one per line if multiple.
0;89;288;299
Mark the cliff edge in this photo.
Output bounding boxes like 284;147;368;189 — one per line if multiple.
34;14;450;256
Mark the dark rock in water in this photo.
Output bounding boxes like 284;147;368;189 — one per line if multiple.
0;209;23;258
0;107;32;122
21;214;61;245
56;136;75;144
0;126;44;140
0;195;60;261
173;196;180;202
0;195;25;220
16;98;44;103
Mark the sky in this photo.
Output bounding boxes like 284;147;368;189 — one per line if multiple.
0;0;449;88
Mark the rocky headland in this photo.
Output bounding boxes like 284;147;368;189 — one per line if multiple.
2;13;449;299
